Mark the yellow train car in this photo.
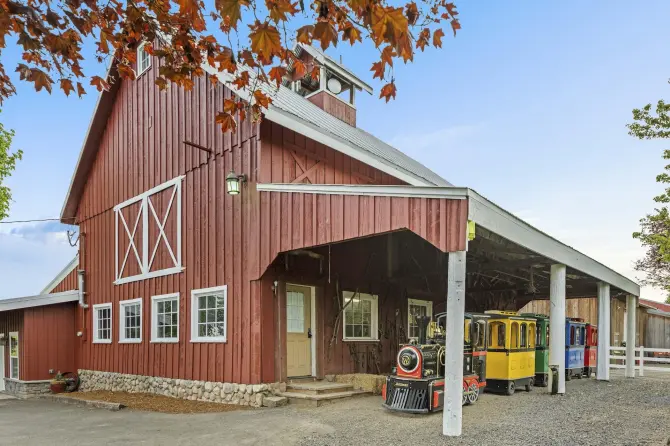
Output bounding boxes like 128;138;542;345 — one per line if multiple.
484;311;536;395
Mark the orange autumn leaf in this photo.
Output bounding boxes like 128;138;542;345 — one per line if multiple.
292;59;306;79
370;7;408;48
223;98;238;113
76;82;86;98
91;75;110;92
268;65;287;87
313;21;338;50
60;78;74;96
216;111;237;132
433;28;445;48
343;25;361;45
215;0;249;30
266;0;299;23
232;71;250;89
296;25;314;44
451;18;461;36
405;2;419;26
253;89;272;108
370;61;384;80
249;21;282;64
379;82;396;103
381;46;396;68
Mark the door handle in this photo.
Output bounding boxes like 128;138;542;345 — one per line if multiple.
307;328;312;338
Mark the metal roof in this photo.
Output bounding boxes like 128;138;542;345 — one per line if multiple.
0;290;79;312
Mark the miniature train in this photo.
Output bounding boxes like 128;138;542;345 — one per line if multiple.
382;311;599;414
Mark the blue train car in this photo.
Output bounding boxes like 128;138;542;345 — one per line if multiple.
565;318;586;380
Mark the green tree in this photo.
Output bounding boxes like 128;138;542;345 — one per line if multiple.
0;112;21;220
628;95;670;302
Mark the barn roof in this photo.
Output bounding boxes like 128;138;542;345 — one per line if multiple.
60;54;451;221
41;255;79;294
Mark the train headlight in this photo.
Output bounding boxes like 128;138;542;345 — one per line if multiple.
397;346;420;374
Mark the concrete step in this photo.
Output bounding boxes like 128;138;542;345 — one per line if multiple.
286;382;354;395
279;389;371;407
262;396;288;408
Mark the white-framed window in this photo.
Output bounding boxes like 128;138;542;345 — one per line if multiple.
407;298;433;341
137;41;151;76
93;303;112;344
9;331;19;379
119;298;143;343
114;176;184;285
191;286;227;343
151;293;180;343
342;291;378;341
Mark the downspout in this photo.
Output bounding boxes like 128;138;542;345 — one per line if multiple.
77;269;88;309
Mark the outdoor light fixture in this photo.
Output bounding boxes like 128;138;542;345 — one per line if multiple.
226;170;247;195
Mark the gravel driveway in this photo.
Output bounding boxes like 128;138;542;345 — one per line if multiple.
1;371;668;445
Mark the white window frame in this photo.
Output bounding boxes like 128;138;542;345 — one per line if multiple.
119;298;143;343
342;291;379;341
151;293;180;343
407;298;433;341
93;303;113;344
9;331;19;379
136;41;151;76
114;176;184;285
191;286;227;343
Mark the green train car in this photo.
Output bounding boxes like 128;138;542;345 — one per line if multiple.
520;313;550;387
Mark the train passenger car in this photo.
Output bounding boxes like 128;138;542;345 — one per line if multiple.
565;318;586;380
382;312;489;413
520;313;550;386
583;323;598;377
484;311;536;395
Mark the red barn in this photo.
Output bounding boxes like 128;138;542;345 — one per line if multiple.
0;43;640;435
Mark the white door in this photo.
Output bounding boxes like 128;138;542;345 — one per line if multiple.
0;345;5;391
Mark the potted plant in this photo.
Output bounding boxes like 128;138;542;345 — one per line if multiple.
50;372;66;394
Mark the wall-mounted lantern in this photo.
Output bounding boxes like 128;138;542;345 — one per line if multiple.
226;170;247;195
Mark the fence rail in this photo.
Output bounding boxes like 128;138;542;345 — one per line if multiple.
609;346;670;376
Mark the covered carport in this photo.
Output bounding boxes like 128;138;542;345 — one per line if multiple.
256;183;640;437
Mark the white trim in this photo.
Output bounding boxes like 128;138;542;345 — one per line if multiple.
407;298;433;341
342;291;379;341
114;267;185;286
8;332;19;380
297;44;374;94
257;183;639;296
190;286;227;343
92;303;113;344
0;345;4;391
136;41;151;77
151;293;180;343
0;290;79;312
41;256;79;294
119;298;143;344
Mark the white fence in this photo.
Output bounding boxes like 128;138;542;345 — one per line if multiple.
609;346;670;376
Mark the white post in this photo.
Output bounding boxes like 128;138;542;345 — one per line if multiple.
625;295;636;378
639;346;644;377
596;282;610;381
549;264;566;394
443;251;466;437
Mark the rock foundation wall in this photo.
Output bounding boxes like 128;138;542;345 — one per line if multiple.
78;370;286;407
4;379;51;398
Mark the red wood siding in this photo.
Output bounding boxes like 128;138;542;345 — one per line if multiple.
50;268;78;293
256;192;468;277
22;303;77;380
259;122;405;186
0;310;22;379
307;91;356;126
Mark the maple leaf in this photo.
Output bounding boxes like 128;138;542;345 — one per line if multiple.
446;3;459;18
416;28;430;52
232;71;250;89
342;25;361;45
178;0;201;18
268;65;287;87
293;59;306;79
313;21;338;50
381;46;396;68
370;61;384;80
249;21;282;64
296;25;314;44
155;77;169;90
32;69;53;93
451;18;461;36
76;82;86;98
405;2;419;26
433;28;445;48
267;0;299;23
379;82;396;103
215;0;249;30
91;75;110;92
60;79;74;96
370;7;408;48
253;89;272;108
223;98;238;113
216;111;237;132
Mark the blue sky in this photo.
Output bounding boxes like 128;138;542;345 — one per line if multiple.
1;1;669;300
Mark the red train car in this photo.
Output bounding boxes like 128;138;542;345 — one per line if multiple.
583;324;598;377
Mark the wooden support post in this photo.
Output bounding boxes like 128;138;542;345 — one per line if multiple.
443;251;466;437
625;295;636;378
596;282;610;381
549;264;566;395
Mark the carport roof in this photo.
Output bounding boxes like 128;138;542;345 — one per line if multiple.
0;290;79;312
257;183;640;297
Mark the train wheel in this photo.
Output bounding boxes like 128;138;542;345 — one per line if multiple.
525;378;533;392
462;382;468;406
566;370;572;381
467;383;479;404
506;381;515;396
542;374;549;387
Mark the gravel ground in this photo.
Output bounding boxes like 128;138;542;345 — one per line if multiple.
65;390;252;414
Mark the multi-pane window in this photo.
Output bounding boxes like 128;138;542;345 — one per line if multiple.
342;291;378;341
9;332;19;379
520;323;527;348
191;286;227;342
152;293;179;342
137;42;151;75
119;298;142;343
287;291;306;333
407;299;433;341
93;303;112;343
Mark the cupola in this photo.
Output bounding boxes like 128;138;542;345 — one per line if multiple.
284;44;373;127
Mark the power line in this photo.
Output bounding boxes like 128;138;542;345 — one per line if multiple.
0;217;76;224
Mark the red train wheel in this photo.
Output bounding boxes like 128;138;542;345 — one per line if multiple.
462;381;468;406
467;382;479;404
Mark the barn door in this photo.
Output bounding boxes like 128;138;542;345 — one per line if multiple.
286;285;313;377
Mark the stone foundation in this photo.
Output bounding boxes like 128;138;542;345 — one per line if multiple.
78;370;287;408
4;379;51;398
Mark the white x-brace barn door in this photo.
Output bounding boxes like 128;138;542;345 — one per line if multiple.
115;176;184;285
